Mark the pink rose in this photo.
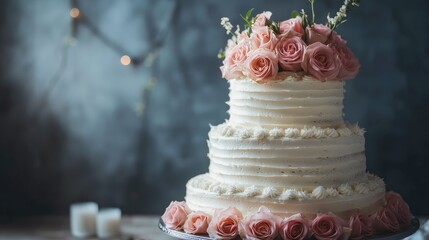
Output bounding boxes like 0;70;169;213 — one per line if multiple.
306;24;332;44
183;211;212;235
250;26;278;50
328;31;347;46
279;17;305;37
371;207;400;233
385;192;412;226
237;31;250;43
253;11;272;27
279;213;312;240
275;36;306;71
207;207;243;240
311;213;348;240
301;42;342;81
227;39;236;49
349;212;373;239
245;48;278;83
221;40;251;79
161;201;191;230
331;43;360;80
239;206;281;240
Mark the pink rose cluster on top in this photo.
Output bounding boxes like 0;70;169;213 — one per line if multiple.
220;11;360;83
161;192;412;239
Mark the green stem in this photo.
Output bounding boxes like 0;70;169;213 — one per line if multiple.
309;0;315;26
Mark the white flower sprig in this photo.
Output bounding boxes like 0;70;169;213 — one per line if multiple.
220;17;233;35
327;0;360;30
218;10;254;59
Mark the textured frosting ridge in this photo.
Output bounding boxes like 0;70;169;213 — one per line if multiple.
187;173;385;201
208;122;367;190
228;77;345;128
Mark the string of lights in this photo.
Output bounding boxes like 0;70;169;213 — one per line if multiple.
69;0;179;66
38;0;179;114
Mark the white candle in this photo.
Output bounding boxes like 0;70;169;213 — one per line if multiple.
70;202;98;237
96;208;122;238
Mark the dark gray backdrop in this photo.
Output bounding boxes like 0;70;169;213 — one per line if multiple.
1;0;428;216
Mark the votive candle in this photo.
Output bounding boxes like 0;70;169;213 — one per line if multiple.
96;208;122;238
70;202;98;237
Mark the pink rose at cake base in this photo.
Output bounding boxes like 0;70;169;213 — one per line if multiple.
238;206;282;240
279;213;312;240
160;2;417;239
183;211;212;234
161;201;191;231
161;195;413;240
207;207;243;239
348;211;373;239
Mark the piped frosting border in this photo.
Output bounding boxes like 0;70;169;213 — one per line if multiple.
187;173;385;202
211;122;365;140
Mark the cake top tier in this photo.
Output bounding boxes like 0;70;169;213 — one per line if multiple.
219;7;360;83
228;75;344;128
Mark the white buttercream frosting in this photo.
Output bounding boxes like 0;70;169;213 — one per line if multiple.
312;186;328;200
220;124;235;137
254;128;269;140
209;184;224;195
338;183;354;196
354;183;370;194
208;123;367;190
285;128;300;138
243;185;260;197
279;189;300;201
228;78;345;128
187;173;385;201
269;128;285;138
211;122;364;140
184;77;386;220
186;173;386;218
225;184;239;195
262;186;279;198
326;187;339;197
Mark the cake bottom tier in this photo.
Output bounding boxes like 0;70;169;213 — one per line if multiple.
185;173;386;220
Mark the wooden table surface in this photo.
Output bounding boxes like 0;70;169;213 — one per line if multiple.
0;215;176;240
0;215;427;240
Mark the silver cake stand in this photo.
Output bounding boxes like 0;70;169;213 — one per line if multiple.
158;218;420;240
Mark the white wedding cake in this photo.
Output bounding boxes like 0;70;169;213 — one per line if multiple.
185;75;385;219
161;6;413;239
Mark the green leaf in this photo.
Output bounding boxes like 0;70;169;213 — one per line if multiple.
248;17;256;29
241;8;255;28
240;14;249;24
245;8;254;20
291;10;299;18
309;0;315;26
